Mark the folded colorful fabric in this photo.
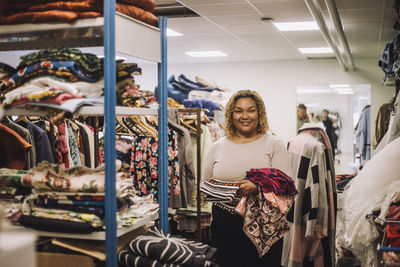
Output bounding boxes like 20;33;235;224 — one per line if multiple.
246;168;298;196
0;162;128;193
3;76;104;105
29;206;104;227
200;178;240;202
0;168;29;187
7;60;100;90
18;48;101;74
0;186;17;199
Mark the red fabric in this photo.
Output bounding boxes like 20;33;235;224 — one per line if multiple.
10;93;82;107
387;204;400;221
86;125;103;165
56;123;69;168
386;224;400;248
0;123;32;169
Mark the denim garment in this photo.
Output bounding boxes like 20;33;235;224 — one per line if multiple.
178;74;220;92
182;99;220;117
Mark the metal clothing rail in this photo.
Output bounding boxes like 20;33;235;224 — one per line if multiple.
178;108;202;241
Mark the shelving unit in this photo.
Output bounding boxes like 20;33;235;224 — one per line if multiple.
0;3;168;267
9;213;159;241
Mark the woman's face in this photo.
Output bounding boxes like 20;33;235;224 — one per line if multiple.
232;97;259;137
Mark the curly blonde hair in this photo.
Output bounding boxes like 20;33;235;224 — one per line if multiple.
224;90;269;139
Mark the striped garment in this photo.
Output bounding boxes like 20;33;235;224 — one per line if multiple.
200;178;240;202
119;228;218;267
246;168;298;196
282;125;336;267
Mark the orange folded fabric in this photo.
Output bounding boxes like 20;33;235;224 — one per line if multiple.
116;3;157;26
0;123;32;169
118;0;155;12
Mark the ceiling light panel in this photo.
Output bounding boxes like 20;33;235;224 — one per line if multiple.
273;21;319;31
338;91;354;95
185;51;228;57
166;28;182;37
298;47;333;54
329;84;350;88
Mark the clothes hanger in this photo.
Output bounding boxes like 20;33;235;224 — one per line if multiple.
180;117;197;132
122;117;147;137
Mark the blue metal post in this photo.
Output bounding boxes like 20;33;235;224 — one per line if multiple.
104;0;117;266
157;16;168;233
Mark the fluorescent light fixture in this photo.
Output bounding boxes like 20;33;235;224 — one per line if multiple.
329;84;349;88
298;47;333;54
273;21;319;31
334;87;353;92
97;55;127;61
338;91;354;95
185;51;227;58
167;28;182;37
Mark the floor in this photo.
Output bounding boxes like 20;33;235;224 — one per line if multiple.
334;153;359;175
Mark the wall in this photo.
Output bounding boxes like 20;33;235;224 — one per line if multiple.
139;58;394;144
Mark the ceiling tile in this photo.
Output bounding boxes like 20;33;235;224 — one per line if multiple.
185;3;258;17
178;0;247;5
283;31;328;47
211;15;263;25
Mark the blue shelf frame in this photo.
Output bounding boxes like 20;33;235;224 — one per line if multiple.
103;1;168;266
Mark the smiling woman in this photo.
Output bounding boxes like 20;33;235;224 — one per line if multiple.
202;90;293;267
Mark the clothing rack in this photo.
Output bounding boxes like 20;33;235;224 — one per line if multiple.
178;107;202;241
0;7;168;267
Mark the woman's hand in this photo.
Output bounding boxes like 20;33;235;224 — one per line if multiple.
237;179;258;196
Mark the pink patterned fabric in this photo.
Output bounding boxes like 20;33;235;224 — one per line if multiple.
235;190;295;257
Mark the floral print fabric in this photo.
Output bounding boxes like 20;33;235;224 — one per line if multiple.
130;128;180;202
18;48;102;75
7;60;100;90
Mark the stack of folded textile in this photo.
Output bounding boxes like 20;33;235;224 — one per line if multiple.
0;0;157;27
156;74;222;105
200;178;240;202
1;48;104;113
0;161;159;233
119;227;219;267
117;62;157;108
0;63;16;94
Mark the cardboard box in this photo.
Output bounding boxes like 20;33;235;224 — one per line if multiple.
37;252;95;267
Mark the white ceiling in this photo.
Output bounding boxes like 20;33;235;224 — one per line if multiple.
159;0;398;64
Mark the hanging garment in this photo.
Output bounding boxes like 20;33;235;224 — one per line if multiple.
355;105;371;161
66;121;82;166
2;121;36;169
27;121;54;164
0;124;32;169
282;124;336;267
338;137;400;267
130;128;180;202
